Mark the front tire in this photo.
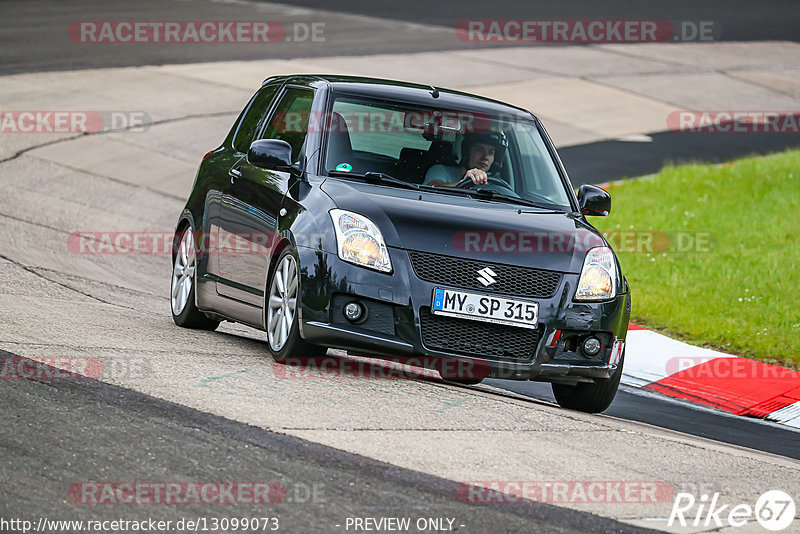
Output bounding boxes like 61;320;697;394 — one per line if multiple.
171;226;219;330
551;352;624;413
266;248;326;363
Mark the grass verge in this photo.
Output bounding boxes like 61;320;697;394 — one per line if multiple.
592;149;800;367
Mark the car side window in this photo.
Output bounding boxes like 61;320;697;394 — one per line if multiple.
260;87;315;163
514;123;570;205
232;84;279;154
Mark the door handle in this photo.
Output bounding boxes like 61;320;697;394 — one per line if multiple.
229;168;242;183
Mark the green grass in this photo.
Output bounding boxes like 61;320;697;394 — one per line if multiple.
592;149;800;367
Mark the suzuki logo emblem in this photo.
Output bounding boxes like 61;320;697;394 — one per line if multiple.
476;267;497;287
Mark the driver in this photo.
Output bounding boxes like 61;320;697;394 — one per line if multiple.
423;131;507;187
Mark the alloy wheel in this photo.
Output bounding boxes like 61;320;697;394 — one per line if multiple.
171;230;195;316
267;254;298;351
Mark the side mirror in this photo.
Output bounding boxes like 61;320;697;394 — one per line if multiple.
247;139;292;171
577;184;611;216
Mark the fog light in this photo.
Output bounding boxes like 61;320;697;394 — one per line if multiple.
343;301;364;322
582;336;601;356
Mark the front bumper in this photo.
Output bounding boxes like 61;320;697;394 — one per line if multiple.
296;246;631;382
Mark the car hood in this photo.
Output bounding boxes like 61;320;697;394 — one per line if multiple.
321;179;606;273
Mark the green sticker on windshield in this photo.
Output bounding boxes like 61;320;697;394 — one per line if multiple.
335;163;352;172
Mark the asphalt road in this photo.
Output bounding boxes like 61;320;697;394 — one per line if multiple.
0;355;656;534
2;0;799;75
0;0;480;75
2;0;799;182
2;3;800;531
562;131;800;185
487;380;800;461
280;0;800;43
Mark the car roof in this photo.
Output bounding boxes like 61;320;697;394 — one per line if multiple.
262;74;537;121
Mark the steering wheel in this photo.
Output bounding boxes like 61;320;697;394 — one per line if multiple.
457;175;519;197
456;175;505;188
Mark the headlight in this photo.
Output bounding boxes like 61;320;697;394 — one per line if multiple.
575;246;617;301
330;209;392;273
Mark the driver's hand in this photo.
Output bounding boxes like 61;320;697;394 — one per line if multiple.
464;168;488;185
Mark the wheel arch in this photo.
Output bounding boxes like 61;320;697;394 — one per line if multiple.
172;210;196;263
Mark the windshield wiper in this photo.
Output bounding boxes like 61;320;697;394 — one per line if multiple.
327;171;420;191
468;188;562;210
424;185;562;210
364;172;421;190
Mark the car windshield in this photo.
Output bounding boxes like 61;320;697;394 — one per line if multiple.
323;95;572;209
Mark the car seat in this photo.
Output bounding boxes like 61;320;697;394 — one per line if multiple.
420;141;458;181
396;148;426;183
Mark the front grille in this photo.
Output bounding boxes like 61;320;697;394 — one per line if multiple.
419;308;541;361
408;250;561;298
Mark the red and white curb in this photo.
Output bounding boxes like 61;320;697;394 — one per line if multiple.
621;325;800;428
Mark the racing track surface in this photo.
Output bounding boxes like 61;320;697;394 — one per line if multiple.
1;71;799;534
0;355;650;534
3;0;800;184
2;2;800;532
3;0;799;75
489;381;800;461
280;0;800;44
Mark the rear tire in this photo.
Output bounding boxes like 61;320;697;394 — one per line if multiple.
552;352;624;413
171;226;220;330
265;247;327;364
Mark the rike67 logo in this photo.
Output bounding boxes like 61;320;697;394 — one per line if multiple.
669;490;796;531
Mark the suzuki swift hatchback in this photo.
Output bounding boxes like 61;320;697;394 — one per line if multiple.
170;75;631;413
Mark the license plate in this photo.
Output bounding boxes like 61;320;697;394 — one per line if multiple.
431;288;538;329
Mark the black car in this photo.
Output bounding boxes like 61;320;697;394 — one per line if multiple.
170;74;631;413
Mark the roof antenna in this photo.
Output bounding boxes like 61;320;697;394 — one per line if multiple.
429;85;439;98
